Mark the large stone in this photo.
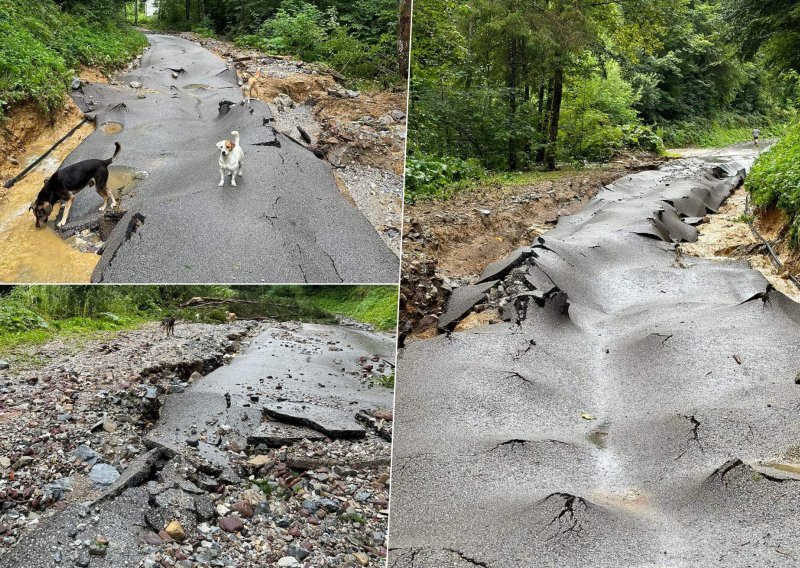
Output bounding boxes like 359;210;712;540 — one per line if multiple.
89;463;120;487
218;516;244;533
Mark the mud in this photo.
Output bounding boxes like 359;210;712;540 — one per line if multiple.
0;108;99;282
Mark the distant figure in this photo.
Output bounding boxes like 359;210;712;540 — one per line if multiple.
161;317;176;337
226;311;237;324
195;312;200;322
753;128;761;146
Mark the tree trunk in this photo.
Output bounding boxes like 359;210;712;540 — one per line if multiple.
134;0;138;24
523;82;532;163
545;66;564;171
397;0;412;79
507;38;519;171
185;0;191;21
536;80;552;163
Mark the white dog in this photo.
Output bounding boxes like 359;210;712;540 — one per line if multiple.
216;130;244;187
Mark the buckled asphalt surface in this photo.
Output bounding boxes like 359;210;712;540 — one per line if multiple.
388;146;800;567
62;34;398;283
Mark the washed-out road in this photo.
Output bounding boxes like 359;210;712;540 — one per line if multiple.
389;146;800;567
63;34;398;283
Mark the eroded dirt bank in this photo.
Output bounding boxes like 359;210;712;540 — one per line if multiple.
0;321;394;567
400;157;667;338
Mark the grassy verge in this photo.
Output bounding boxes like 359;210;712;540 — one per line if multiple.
0;315;145;356
304;286;398;332
657;112;792;148
0;0;147;118
746;121;800;247
406;160;620;204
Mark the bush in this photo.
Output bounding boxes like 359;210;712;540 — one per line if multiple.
0;0;146;118
621;125;665;154
405;154;486;202
747;122;800;246
0;304;48;333
260;2;328;62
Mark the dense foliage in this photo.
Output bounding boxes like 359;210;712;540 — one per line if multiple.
137;0;406;84
0;0;147;118
0;285;398;351
747;123;800;246
406;0;799;201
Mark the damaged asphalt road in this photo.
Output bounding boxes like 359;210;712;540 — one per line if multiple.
388;146;800;567
1;322;395;567
62;34;398;283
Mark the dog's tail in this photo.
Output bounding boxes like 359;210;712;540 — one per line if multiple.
106;142;122;164
231;131;240;145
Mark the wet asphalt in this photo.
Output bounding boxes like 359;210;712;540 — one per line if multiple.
61;34;398;283
388;146;800;567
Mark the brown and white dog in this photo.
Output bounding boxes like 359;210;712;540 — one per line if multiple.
226;311;237;324
239;68;261;105
216;131;244;187
30;142;120;228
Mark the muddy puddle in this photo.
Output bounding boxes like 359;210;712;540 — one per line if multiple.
99;121;124;134
0;121;100;282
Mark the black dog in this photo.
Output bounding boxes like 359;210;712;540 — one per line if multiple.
161;317;176;337
30;142;121;228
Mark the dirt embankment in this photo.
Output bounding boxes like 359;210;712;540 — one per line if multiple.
400;158;666;339
683;185;800;301
179;32;407;256
0;66;114;282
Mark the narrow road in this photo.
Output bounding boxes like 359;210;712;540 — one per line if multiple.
389;146;800;567
64;34;398;283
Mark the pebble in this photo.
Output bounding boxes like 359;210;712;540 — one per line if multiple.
164;520;185;541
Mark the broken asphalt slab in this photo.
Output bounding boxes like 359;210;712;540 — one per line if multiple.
389;146;800;567
62;34;398;283
145;322;395;468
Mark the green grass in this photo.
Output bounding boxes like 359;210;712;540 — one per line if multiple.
657;112;793;148
0;0;147;118
305;286;398;332
0;316;145;358
408;164;616;203
746;121;800;247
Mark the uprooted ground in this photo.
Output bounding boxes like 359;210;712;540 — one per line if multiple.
0;321;392;567
175;32;407;256
400;156;667;337
401;149;800;339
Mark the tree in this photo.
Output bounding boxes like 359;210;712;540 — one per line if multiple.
726;0;800;73
398;0;412;80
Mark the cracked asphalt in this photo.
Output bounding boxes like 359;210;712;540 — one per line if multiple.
388;145;800;567
62;34;398;283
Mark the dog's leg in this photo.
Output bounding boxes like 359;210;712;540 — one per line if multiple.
57;195;74;227
231;168;237;187
219;168;225;187
237;161;243;177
